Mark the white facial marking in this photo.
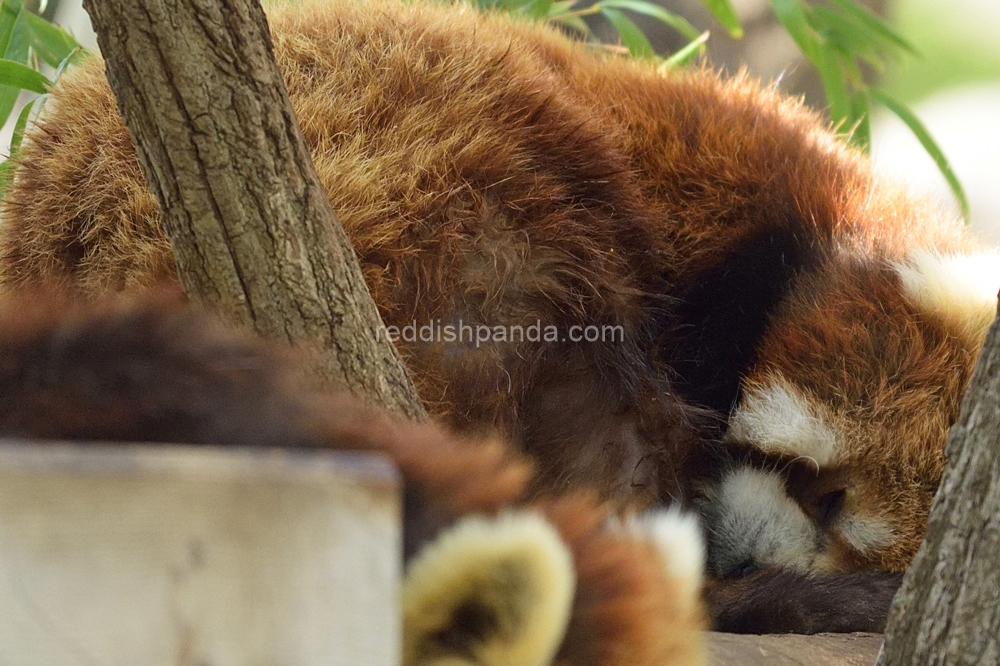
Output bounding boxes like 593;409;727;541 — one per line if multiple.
837;515;894;553
706;467;816;575
626;510;704;607
893;249;1000;345
727;376;841;466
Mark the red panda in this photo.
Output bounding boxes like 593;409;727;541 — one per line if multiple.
0;290;706;666
1;0;999;626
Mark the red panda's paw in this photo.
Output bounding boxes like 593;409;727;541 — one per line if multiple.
403;510;575;666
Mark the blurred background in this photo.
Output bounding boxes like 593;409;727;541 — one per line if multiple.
19;0;1000;242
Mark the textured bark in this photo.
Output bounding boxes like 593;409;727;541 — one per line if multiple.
81;0;426;418
877;304;1000;666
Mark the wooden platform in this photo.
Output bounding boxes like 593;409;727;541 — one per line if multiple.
0;442;400;666
709;632;883;666
0;440;887;666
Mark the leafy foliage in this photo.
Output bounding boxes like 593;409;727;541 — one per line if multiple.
478;0;739;63
476;0;968;219
0;0;969;218
766;0;967;218
0;0;85;195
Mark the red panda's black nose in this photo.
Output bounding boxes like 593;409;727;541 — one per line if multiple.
725;559;760;579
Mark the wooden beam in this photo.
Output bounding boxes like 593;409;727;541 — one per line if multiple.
0;442;400;666
709;632;883;666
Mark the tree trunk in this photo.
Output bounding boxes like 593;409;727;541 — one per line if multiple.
80;0;426;419
877;304;1000;666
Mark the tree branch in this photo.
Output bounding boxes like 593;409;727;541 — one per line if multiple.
877;301;1000;666
81;0;426;419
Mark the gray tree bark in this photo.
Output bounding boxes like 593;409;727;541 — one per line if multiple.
80;0;426;419
877;304;1000;666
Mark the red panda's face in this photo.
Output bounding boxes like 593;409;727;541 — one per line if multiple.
699;248;1000;577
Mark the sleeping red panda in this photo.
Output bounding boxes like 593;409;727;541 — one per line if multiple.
1;0;999;631
0;290;706;666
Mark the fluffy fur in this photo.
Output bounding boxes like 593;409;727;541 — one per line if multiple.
0;289;530;542
0;290;706;664
540;495;705;665
403;510;575;666
1;0;998;622
705;569;903;634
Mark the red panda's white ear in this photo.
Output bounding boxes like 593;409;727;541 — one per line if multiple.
893;249;1000;346
402;511;575;666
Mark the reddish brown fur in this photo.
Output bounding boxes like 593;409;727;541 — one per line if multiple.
0;289;705;664
0;289;530;524
541;495;704;666
0;0;991;582
1;0;707;505
745;261;979;571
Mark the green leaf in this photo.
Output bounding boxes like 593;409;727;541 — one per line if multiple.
700;0;742;38
662;31;709;69
769;0;856;130
869;88;970;222
5;4;29;65
0;89;34;201
813;50;852;130
600;7;655;58
547;0;575;15
25;12;81;67
9;93;34;152
769;0;820;62
549;11;590;35
848;88;871;151
0;160;14;200
828;0;918;56
53;44;86;78
807;8;883;67
0;57;49;93
0;78;18;126
0;0;24;57
600;0;701;41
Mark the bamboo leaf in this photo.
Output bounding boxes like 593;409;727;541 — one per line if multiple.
769;0;820;62
547;0;576;15
5;3;29;64
808;8;882;64
600;0;701;41
0;0;24;57
25;11;81;67
813;49;852;130
600;7;655;58
829;0;918;56
848;88;871;150
700;0;742;38
549;11;590;35
0;57;48;93
0;160;14;199
9;93;33;151
0;88;15;125
870;88;970;221
0;90;34;200
661;31;709;69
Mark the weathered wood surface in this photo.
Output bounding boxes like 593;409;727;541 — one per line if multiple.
0;442;400;666
709;632;883;666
